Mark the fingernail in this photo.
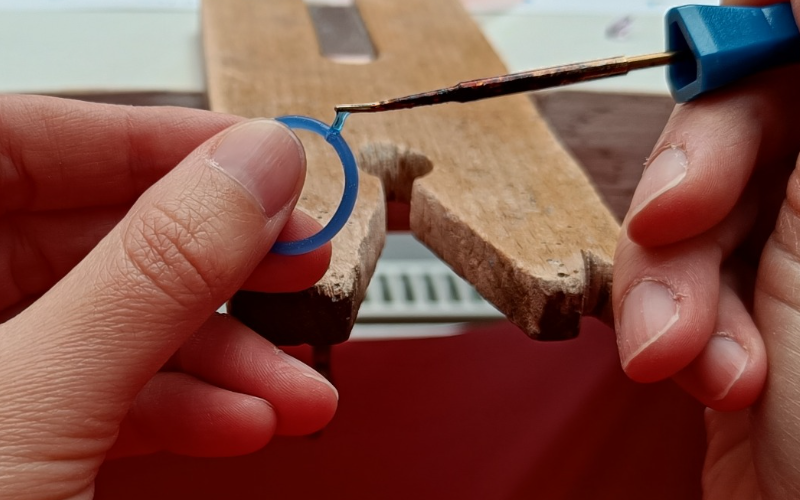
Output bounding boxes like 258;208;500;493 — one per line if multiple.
620;281;679;367
704;335;748;400
211;119;305;217
629;146;687;216
277;350;339;400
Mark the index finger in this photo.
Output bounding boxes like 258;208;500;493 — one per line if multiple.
0;95;240;214
626;65;800;247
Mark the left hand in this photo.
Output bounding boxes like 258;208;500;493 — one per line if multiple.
0;95;338;499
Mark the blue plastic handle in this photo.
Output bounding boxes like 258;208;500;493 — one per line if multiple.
666;2;800;102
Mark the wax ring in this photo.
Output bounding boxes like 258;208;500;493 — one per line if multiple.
270;115;358;256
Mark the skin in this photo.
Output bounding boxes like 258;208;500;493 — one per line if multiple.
0;95;338;499
613;0;800;497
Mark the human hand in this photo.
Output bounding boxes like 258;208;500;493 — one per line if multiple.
613;0;800;496
0;96;338;499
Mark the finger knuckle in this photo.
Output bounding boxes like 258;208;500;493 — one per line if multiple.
122;198;224;305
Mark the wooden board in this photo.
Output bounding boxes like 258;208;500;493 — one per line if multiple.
536;91;675;221
56;90;674;223
203;0;621;344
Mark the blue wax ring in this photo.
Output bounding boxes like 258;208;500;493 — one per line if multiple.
270;115;358;256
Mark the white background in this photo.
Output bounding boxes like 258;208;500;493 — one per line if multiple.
0;0;716;13
0;0;724;94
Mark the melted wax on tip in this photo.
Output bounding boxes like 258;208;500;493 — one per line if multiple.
330;111;350;134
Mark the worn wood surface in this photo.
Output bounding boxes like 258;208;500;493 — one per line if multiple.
203;0;623;344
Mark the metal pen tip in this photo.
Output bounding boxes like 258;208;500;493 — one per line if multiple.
334;103;377;113
335;51;683;115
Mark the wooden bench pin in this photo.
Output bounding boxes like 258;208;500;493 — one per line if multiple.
203;0;620;346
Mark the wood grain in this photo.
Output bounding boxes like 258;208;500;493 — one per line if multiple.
204;0;621;344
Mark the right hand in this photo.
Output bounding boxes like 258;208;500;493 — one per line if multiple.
612;1;800;497
0;96;338;499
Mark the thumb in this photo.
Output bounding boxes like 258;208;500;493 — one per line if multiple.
752;163;800;496
0;119;304;459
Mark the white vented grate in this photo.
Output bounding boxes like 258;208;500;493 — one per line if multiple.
358;259;503;323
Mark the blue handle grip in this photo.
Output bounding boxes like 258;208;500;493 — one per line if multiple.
666;2;800;102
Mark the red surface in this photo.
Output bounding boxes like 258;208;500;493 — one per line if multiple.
96;319;705;499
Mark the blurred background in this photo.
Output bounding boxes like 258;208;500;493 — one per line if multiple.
0;0;717;94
